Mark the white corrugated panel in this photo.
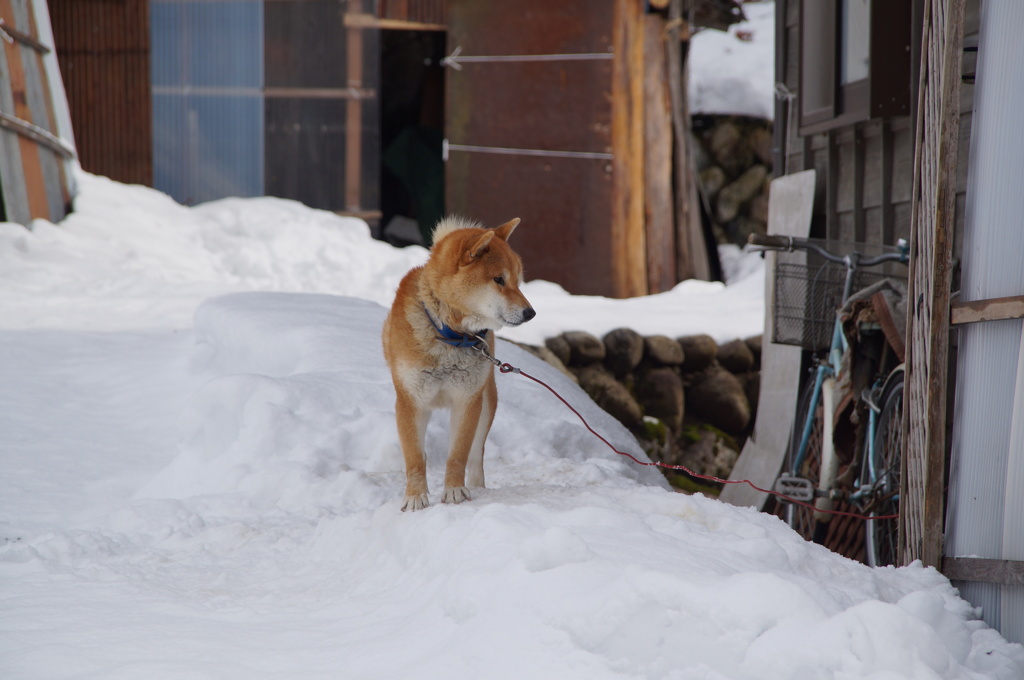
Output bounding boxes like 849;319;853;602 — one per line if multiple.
946;0;1024;643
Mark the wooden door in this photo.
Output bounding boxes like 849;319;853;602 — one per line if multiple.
444;0;647;298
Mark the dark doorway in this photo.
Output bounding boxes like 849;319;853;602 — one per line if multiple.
379;29;446;246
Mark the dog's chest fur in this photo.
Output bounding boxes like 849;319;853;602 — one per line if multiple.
396;308;492;408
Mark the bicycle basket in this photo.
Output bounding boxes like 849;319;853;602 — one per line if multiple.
771;244;901;351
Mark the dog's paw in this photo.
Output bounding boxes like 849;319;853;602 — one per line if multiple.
441;486;471;505
401;493;430;512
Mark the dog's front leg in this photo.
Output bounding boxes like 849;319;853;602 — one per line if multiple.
443;389;485;504
466;374;496;489
395;389;431;511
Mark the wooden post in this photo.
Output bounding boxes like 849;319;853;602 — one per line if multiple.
611;0;648;298
642;14;675;294
666;0;711;282
901;0;967;569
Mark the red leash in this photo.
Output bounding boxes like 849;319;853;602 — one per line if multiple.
495;362;899;523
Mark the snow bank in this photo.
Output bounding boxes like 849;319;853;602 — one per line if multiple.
1;171;1022;678
139;293;667;510
0;172;428;331
3;292;1022;679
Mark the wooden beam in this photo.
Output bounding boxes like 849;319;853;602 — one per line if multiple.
611;0;648;298
344;13;445;32
950;295;1024;326
0;17;50;53
642;14;675;294
666;0;710;282
942;557;1024;587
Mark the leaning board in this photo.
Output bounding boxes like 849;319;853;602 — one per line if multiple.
719;170;815;510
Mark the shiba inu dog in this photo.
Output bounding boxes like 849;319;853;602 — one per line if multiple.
382;216;535;511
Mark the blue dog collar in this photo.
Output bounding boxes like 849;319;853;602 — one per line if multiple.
422;304;483;349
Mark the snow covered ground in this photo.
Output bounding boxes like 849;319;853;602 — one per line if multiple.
2;172;1022;679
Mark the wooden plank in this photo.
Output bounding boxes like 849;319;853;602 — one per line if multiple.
610;0;647;298
950;295;1024;326
721;170;816;510
667;0;710;282
0;14;49;52
345;13;445;31
642;14;675;294
942;557;1024;587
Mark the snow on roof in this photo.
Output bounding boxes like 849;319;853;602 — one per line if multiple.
689;1;776;120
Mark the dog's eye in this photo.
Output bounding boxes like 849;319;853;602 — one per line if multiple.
493;276;505;286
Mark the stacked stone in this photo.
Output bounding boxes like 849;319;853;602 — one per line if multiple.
692;114;773;247
524;328;763;492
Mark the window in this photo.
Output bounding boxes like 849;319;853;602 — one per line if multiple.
799;0;913;133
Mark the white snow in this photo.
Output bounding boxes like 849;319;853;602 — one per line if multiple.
689;1;777;120
1;171;1022;679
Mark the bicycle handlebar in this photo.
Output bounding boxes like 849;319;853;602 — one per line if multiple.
747;233;909;266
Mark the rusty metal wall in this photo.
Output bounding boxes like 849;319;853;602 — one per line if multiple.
378;0;445;26
445;0;619;297
49;0;151;186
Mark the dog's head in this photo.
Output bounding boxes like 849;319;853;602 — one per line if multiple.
425;216;536;333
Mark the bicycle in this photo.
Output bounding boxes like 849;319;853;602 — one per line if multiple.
749;233;909;567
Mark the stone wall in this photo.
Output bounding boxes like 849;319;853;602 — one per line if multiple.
516;329;763;494
692;114;773;248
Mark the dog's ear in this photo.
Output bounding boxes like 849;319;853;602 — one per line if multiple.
493;218;520;242
462;230;495;265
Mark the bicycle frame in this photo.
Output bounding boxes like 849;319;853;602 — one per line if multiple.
852;368;904;507
750;234;908;524
790;255;858;520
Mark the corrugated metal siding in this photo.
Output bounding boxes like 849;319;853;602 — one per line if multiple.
0;0;73;225
946;0;1024;643
151;0;263;205
50;0;151;186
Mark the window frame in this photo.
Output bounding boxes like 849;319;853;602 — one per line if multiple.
799;0;913;135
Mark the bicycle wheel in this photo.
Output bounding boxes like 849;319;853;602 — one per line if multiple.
783;378;826;544
864;371;903;567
